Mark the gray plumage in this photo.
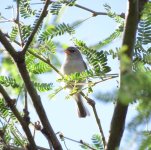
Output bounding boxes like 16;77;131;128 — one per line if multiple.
61;47;90;117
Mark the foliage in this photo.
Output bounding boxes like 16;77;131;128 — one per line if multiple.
10;26;18;42
50;0;76;15
104;4;124;24
0;76;19;88
81;134;104;150
19;0;36;18
20;24;32;42
0;99;26;147
75;39;111;74
38;23;75;42
34;82;53;92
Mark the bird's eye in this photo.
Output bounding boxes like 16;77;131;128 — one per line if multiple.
70;50;75;53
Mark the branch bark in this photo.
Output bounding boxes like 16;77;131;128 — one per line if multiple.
106;0;148;149
0;84;37;150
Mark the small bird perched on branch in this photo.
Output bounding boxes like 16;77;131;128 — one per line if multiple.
61;46;90;118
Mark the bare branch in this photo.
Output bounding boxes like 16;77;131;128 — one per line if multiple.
74;3;108;16
58;132;97;150
22;0;50;54
16;0;24;47
106;0;148;149
16;57;62;149
0;84;37;150
79;93;106;148
0;30;17;59
31;1;125;18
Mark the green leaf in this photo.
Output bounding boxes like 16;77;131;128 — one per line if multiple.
39;23;75;42
91;134;104;149
74;39;111;74
20;25;32;42
0;76;19;88
20;0;36;18
34;82;53;92
10;26;18;41
27;61;50;74
50;2;62;15
104;3;124;24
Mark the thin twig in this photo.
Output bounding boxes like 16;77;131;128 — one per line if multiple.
0;20;14;23
74;3;107;16
79;92;106;148
58;132;96;150
31;1;124;18
23;87;30;125
16;84;23;104
28;50;64;76
63;140;69;150
5;33;21;46
80;140;97;150
22;0;51;54
16;0;24;47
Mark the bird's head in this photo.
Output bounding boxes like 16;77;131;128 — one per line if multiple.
64;47;82;60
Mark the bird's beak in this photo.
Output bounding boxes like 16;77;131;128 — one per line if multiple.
64;50;71;55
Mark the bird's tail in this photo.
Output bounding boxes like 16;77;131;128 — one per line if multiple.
74;93;90;118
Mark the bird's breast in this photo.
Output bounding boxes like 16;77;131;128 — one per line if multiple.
61;60;86;75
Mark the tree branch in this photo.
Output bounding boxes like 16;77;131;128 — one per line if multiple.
31;1;125;18
16;58;62;150
0;84;37;150
106;0;148;149
22;0;50;54
74;3;108;16
28;50;63;76
0;30;17;59
80;92;106;147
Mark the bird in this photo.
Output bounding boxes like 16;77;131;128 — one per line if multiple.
61;46;90;118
